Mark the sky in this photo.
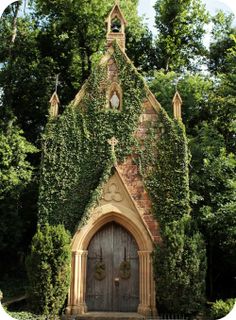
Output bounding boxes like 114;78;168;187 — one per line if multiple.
1;1;236;22
138;0;236;33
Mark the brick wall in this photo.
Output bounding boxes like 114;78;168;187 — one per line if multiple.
117;98;161;243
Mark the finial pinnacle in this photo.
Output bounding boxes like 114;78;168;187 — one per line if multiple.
172;91;183;120
49;91;60;118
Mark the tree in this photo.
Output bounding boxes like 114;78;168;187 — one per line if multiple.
126;26;157;74
149;70;214;127
0;119;37;199
208;11;236;74
0;119;37;274
0;12;60;144
154;0;209;72
26;223;71;318
210;35;236;153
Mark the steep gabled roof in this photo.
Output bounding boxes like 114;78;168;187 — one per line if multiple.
105;2;127;26
72;43;161;112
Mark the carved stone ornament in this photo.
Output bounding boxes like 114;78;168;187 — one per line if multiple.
104;183;123;202
119;260;131;279
110;91;120;108
94;261;106;281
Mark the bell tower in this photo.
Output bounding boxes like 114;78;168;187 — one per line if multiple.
106;1;127;51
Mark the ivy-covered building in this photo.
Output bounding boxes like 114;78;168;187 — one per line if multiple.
39;2;206;318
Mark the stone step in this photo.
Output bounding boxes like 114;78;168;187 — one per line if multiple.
63;312;145;320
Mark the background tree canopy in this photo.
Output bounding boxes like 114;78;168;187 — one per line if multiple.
0;0;235;316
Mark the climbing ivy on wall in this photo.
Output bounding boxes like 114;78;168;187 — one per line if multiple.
138;107;190;224
38;44;146;232
137;107;206;314
38;43;206;315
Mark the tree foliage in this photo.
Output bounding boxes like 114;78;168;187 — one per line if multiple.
210;299;236;319
154;0;209;72
209;11;236;73
0;120;37;199
0;119;37;273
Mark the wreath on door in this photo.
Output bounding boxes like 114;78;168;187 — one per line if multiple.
119;260;131;279
94;261;106;281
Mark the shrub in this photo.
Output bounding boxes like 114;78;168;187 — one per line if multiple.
8;311;45;320
153;215;206;315
26;223;71;319
210;299;236;319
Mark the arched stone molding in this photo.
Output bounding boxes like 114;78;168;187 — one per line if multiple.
67;204;157;316
72;204;153;252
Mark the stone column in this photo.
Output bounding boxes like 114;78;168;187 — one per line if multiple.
66;250;88;315
137;251;157;316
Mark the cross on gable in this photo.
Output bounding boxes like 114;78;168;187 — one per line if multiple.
108;136;118;153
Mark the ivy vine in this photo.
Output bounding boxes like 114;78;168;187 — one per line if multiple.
38;43;205;315
38;42;189;235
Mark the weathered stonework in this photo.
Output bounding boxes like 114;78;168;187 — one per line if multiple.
117;157;160;244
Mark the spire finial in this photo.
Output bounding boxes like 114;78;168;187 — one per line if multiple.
49;92;60;118
49;74;60;118
55;74;59;93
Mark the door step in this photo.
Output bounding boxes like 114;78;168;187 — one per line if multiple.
63;312;145;320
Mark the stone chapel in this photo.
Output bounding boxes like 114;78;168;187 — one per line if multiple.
42;2;185;319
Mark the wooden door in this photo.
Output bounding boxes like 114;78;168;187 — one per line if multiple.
86;222;139;312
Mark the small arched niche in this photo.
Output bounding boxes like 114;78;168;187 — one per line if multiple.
111;17;122;33
108;82;123;111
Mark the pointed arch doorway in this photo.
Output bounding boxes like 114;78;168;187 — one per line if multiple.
86;221;139;312
66;206;157;317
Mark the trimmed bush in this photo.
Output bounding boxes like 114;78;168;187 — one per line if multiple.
153;215;206;315
26;223;71;319
210;299;236;319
